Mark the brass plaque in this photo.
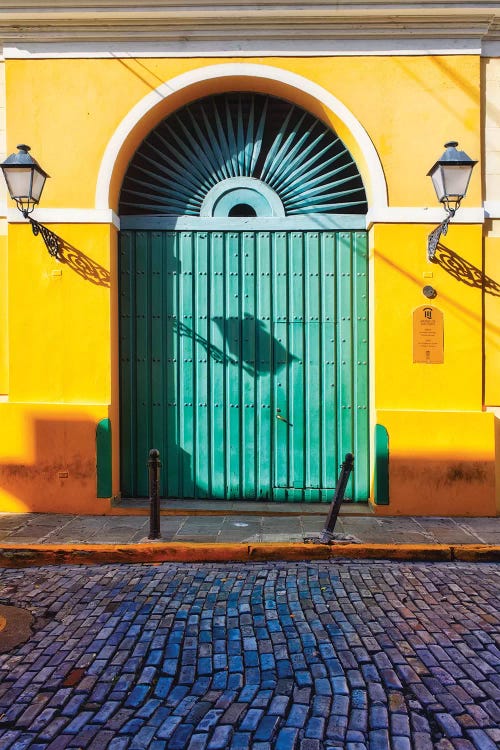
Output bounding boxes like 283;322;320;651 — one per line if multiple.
413;305;444;364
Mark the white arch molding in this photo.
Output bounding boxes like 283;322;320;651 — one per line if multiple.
95;63;388;217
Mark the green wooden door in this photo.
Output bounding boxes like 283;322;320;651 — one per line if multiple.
119;229;368;501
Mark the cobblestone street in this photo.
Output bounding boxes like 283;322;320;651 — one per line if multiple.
0;561;498;750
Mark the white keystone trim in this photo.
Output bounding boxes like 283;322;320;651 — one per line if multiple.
95;63;388;214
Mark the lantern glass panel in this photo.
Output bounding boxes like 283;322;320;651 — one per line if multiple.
430;166;446;203
441;164;473;199
3;167;34;201
31;168;47;203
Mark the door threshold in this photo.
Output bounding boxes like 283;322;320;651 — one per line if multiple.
113;497;372;517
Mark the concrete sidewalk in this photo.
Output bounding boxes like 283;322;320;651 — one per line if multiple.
2;507;500;545
0;506;499;565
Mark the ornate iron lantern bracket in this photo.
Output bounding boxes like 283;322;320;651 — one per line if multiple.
427;211;452;262
27;215;61;259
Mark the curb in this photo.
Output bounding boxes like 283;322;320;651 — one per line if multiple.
0;543;498;567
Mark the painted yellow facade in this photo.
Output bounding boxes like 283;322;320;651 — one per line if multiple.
4;55;483;211
0;2;499;516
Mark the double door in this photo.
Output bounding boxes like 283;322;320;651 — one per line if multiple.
119;229;368;501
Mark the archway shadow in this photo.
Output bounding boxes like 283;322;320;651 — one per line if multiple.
433;243;500;296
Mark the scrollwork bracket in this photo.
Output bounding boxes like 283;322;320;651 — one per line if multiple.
28;217;62;259
427;214;452;262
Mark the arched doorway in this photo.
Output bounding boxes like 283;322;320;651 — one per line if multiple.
119;92;369;501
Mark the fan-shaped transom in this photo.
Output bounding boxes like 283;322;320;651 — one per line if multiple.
119;93;367;217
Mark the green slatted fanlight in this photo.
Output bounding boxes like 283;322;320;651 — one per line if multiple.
120;93;367;216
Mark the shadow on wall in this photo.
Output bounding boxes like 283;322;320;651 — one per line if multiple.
384;455;496;516
376;242;500;349
129;315;299;499
0;417;496;514
0;417;99;513
57;237;110;287
433;243;500;296
212;314;298;375
173;319;237;368
36;226;110;287
173;315;299;375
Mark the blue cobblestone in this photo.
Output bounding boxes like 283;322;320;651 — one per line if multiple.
108;739;131;750
465;729;499;749
156;715;183;739
286;704;309;728
168;723;195;749
239;708;264;730
370;705;389;729
229;733;251;749
275;728;300;750
196;709;224;732
239;685;258;702
207;725;233;748
391;738;412;750
120;718;145;735
305;716;325;739
254;715;281;741
0;561;497;750
129;727;156;749
228;672;244;689
211;671;228;689
9;737;36;750
124;685;150;708
63;711;94;734
59;694;87;717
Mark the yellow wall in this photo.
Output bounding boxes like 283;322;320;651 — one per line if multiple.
0;403;112;513
0;221;116;512
484;227;500;407
484;58;500;208
0;230;7;396
375;410;496;516
7;223;112;403
373;223;483;412
370;221;497;515
483;58;500;411
5;55;481;211
0;53;496;516
0;59;7;396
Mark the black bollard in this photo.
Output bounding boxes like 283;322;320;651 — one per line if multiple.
318;452;354;544
148;448;162;540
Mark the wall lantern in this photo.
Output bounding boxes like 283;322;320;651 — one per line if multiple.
427;141;477;261
0;144;60;258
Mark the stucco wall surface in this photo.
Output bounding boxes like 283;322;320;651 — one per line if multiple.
4;55;481;210
0;53;496;515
